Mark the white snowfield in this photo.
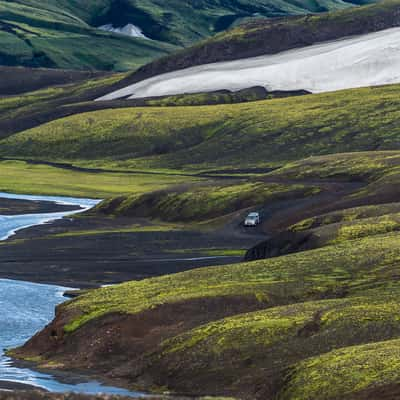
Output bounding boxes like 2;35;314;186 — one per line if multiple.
98;27;400;101
98;23;149;39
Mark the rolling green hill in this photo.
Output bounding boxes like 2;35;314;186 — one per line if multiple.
1;0;375;70
3;84;400;171
0;1;177;70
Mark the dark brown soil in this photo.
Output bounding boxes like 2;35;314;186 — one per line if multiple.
17;296;266;382
0;198;80;215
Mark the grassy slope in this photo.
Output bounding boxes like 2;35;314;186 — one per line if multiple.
97;149;400;221
279;339;400;400
0;0;176;71
270;151;400;201
3;84;400;170
0;160;196;197
151;293;400;398
0;71;147;139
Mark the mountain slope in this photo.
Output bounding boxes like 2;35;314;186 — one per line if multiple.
11;0;376;46
1;0;375;71
109;0;400;89
0;0;176;70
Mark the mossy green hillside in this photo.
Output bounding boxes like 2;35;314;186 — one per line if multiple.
1;0;371;71
5;85;400;169
209;0;400;47
138;292;400;397
269;152;400;206
279;339;400;400
289;211;400;245
0;0;178;71
161;295;400;358
95;181;319;222
60;230;400;332
271;151;400;182
290;203;400;232
0;72;129;140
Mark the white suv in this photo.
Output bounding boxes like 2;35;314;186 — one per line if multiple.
244;212;261;227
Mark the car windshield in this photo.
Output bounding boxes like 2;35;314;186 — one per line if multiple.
247;216;257;220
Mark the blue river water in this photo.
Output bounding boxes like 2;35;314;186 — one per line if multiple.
0;192;100;241
0;192;144;396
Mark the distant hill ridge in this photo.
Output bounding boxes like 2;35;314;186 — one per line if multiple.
0;0;375;71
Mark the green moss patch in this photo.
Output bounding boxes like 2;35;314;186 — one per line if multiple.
280;339;400;400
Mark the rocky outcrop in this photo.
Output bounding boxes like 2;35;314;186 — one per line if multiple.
245;230;318;261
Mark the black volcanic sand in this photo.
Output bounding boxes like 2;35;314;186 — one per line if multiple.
0;392;201;400
0;198;81;215
0;207;265;288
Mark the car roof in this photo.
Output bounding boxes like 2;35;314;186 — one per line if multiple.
248;212;259;217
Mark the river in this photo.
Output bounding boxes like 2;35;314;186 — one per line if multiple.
0;192;143;396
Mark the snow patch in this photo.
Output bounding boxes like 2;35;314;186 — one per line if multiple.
98;23;149;39
97;27;400;100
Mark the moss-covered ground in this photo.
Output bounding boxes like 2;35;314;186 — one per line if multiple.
95;181;320;222
4;84;400;171
0;160;196;198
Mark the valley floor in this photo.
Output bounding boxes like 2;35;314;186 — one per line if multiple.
0;199;263;288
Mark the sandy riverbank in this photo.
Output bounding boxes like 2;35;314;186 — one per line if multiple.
0;198;80;216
